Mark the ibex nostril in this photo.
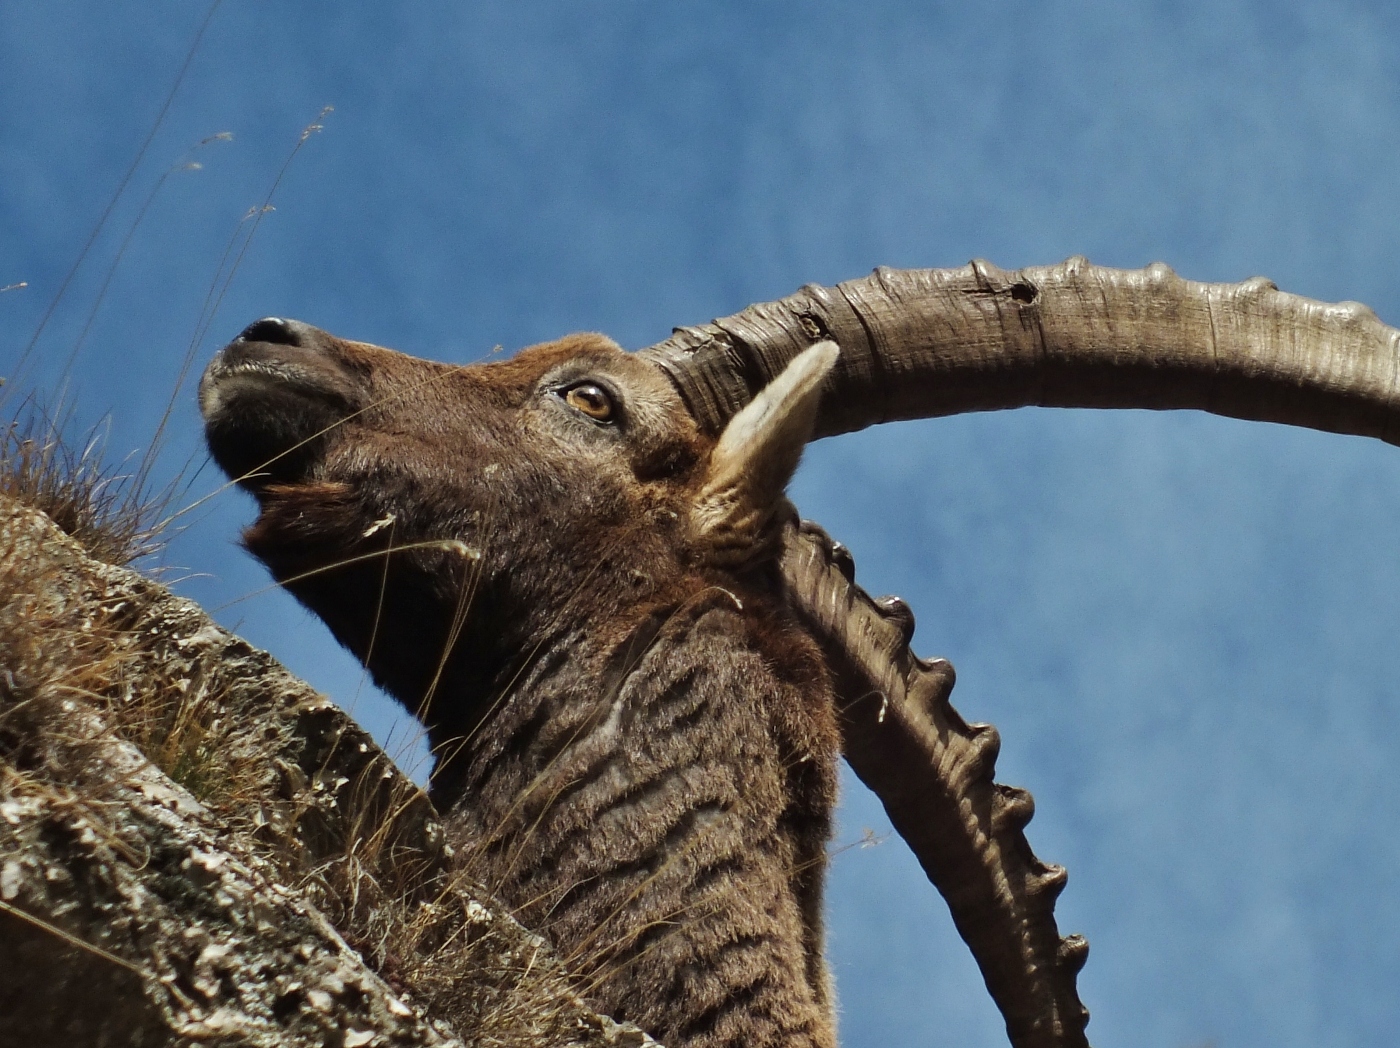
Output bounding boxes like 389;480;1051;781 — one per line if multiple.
236;317;301;346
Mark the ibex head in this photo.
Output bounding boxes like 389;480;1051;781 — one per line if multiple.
201;316;836;743
201;258;1400;1048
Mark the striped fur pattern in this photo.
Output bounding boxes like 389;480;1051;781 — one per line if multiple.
445;594;839;1047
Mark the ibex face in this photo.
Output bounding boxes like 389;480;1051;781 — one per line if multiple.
201;317;736;743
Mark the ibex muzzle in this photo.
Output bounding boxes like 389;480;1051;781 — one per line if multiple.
203;258;1400;1048
201;317;367;483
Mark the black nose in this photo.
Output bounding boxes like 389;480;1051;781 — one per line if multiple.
236;317;303;346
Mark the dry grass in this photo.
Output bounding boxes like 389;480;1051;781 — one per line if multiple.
0;407;260;810
0;408;169;566
0;448;257;817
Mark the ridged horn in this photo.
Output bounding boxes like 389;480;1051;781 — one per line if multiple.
780;516;1089;1048
640;256;1400;442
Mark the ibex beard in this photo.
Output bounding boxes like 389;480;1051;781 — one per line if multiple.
200;317;843;1048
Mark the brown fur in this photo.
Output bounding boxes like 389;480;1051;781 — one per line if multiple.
200;320;841;1047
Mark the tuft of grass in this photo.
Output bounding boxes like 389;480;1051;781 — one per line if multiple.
0;408;172;567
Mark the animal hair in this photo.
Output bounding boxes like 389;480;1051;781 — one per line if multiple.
201;323;844;1047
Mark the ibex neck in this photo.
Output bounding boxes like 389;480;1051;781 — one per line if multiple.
437;592;840;1048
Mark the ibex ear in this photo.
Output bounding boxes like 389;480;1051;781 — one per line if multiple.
690;341;839;566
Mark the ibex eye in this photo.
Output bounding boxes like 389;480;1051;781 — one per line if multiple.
563;382;615;422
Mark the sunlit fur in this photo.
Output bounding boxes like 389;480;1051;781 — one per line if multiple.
201;321;840;1047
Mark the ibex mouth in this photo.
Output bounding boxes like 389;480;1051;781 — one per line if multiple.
200;317;365;488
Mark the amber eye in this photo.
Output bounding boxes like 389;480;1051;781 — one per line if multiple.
563;382;615;422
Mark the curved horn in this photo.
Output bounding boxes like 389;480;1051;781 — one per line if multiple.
781;516;1088;1048
640;256;1400;443
642;258;1400;1046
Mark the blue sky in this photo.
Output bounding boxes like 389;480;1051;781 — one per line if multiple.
5;2;1400;1045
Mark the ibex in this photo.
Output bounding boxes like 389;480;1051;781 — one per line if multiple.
200;257;1400;1048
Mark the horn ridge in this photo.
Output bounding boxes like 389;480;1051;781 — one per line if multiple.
780;517;1091;1048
